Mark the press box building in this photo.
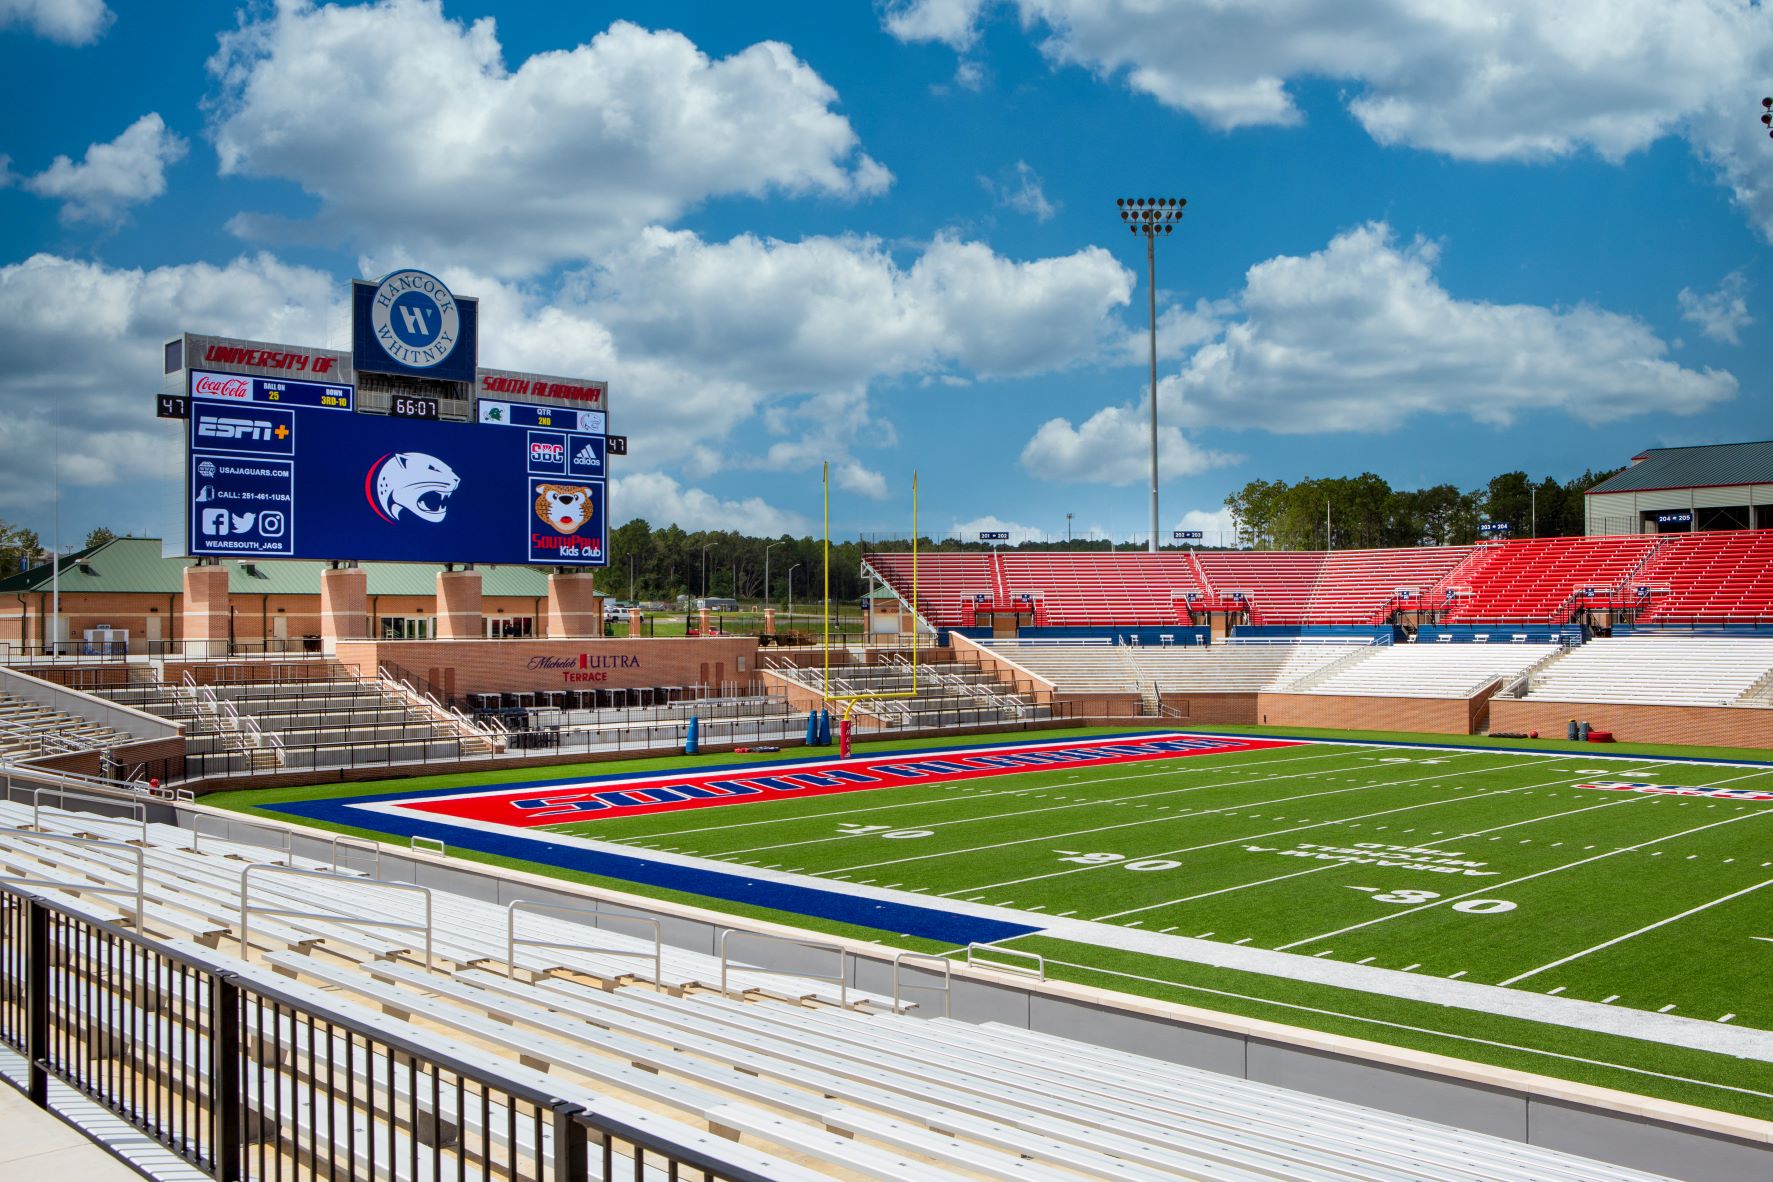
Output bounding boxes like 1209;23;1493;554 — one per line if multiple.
1584;440;1773;535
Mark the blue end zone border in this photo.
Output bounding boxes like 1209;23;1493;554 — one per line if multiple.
268;793;1040;945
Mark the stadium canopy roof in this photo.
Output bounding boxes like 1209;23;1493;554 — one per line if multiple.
0;537;556;596
1587;439;1773;494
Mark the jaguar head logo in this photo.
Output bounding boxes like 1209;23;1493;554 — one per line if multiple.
367;452;459;523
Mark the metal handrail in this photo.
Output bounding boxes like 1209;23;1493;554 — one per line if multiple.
505;899;663;990
191;812;293;863
327;833;381;876
719;929;848;1008
0;829;145;927
965;941;1045;980
410;835;446;856
29;786;149;843
891;950;952;1017
240;863;433;969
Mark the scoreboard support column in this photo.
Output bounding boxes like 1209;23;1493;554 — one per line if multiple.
545;571;602;638
181;563;232;659
319;567;369;654
435;569;484;640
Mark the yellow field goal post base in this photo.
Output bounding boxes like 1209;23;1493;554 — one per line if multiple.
823;461;918;721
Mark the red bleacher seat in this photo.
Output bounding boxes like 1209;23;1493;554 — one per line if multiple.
1435;536;1656;625
863;532;1773;630
1634;530;1773;622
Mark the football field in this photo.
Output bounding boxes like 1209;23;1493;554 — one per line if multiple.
223;728;1773;1120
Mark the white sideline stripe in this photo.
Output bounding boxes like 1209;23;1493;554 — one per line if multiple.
1030;955;1773;1104
637;744;1354;846
1275;808;1773;952
940;755;1567;897
1091;787;1656;923
837;750;1514;880
1497;877;1773;986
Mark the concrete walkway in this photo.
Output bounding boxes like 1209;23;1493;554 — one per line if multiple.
0;1083;146;1181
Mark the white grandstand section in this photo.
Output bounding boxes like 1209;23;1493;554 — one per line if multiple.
1513;636;1773;707
970;640;1364;696
1293;642;1560;699
0;792;1682;1182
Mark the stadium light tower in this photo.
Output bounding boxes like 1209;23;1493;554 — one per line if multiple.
1762;97;1773;138
765;541;784;608
1116;196;1186;553
701;542;718;598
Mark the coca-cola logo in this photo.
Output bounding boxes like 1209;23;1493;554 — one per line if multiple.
193;375;252;399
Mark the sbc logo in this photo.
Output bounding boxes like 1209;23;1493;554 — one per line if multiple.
531;441;564;465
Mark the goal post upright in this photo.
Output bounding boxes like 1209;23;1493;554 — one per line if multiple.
822;462;919;719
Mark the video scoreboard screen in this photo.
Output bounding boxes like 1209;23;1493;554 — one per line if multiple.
186;390;607;566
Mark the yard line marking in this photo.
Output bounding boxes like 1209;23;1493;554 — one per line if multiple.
826;752;1510;878
937;757;1568;897
1496;876;1773;986
1090;862;1343;921
1027;955;1773;1104
1720;1014;1736;1023
1093;787;1657;924
1276;809;1772;952
712;745;1417;857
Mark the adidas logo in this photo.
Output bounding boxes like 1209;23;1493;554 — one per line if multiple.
573;442;601;468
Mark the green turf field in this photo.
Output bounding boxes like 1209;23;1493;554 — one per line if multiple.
210;727;1773;1121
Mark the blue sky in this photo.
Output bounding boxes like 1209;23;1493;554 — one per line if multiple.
1;0;1769;552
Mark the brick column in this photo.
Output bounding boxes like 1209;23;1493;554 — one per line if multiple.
545;572;602;638
698;608;712;635
181;564;231;659
763;608;777;634
319;567;368;654
435;569;483;639
627;607;644;637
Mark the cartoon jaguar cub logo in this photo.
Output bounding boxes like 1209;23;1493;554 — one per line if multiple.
366;453;459;523
535;484;593;534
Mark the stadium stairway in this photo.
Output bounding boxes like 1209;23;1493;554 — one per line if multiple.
0;797;1683;1182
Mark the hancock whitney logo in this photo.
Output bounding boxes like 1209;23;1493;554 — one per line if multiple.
366;453;459;523
369;269;460;368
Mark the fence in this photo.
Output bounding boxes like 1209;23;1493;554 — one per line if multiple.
0;882;782;1181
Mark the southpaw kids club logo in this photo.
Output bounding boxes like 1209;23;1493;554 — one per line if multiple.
529;478;604;563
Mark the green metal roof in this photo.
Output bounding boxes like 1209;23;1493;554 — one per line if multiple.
0;537;556;596
1587;440;1773;495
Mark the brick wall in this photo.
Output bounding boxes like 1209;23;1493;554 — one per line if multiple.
1489;698;1773;748
1256;691;1481;734
1160;693;1259;725
332;636;761;697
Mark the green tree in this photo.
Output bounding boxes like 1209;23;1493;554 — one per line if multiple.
83;526;117;550
0;518;41;578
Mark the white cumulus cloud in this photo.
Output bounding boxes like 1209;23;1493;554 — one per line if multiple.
886;1;1773;237
1021;403;1240;485
208;2;890;275
611;471;808;535
948;514;1051;544
23;113;187;224
1168;222;1736;433
0;252;338;514
1678;271;1753;345
0;0;111;44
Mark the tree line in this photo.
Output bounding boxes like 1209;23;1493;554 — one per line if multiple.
1222;468;1623;551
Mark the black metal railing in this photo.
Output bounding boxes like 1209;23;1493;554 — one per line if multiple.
0;883;778;1180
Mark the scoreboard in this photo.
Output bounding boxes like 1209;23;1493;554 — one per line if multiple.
185;389;607;566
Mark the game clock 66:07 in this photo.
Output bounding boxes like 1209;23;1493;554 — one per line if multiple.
389;395;440;420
